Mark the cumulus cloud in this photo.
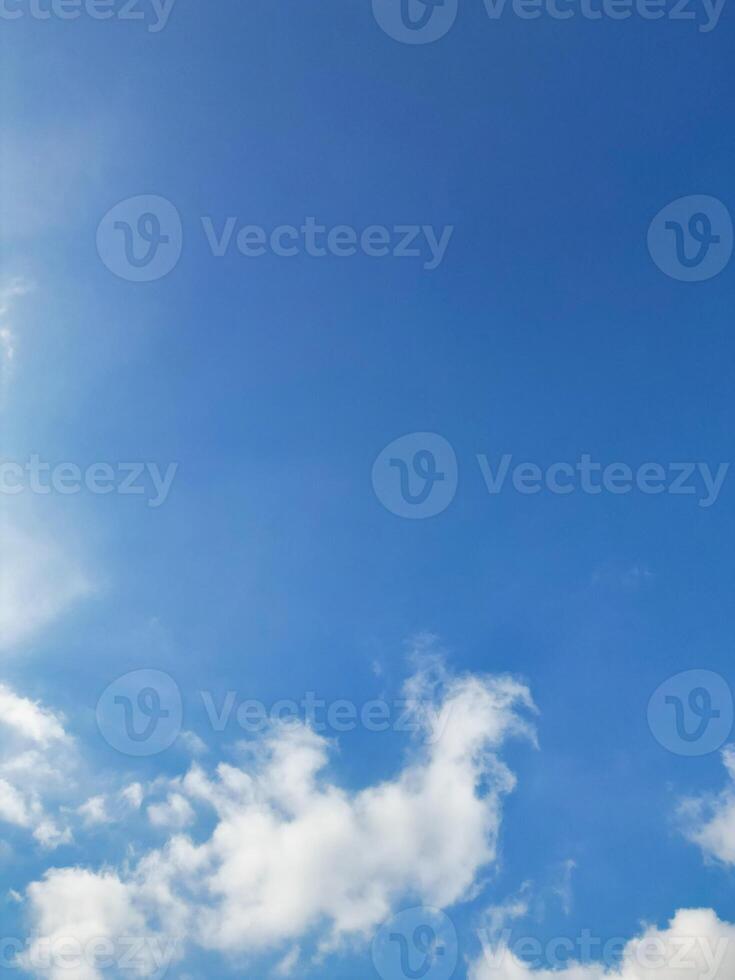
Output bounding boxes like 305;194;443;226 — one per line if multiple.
0;683;66;745
22;663;536;976
0;683;75;848
471;908;735;980
77;784;145;829
0;507;91;845
679;747;735;866
77;795;110;827
21;868;178;980
147;793;195;831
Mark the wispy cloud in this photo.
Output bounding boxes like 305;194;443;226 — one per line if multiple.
0;277;32;392
0;519;93;654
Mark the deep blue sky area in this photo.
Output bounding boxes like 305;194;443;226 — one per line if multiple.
1;0;735;977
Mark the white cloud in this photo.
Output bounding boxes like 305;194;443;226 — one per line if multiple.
273;946;301;976
32;819;73;850
471;908;735;980
78;796;110;827
121;782;144;810
679;747;735;866
78;783;146;828
481;885;533;940
0;683;67;745
22;663;536;973
22;868;177;980
193;668;534;956
147;793;195;831
0;777;31;826
0;683;75;849
179;730;207;756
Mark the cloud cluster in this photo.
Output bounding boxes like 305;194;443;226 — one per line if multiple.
21;666;537;977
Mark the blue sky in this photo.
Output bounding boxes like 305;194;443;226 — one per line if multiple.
1;0;735;978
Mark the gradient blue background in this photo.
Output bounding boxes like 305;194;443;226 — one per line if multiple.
2;0;734;974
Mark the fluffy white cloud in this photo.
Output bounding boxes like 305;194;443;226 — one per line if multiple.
471;908;735;980
22;664;536;974
77;796;110;827
0;683;67;745
147;793;195;831
679;747;735;866
0;683;75;848
21;868;177;980
77;784;145;828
